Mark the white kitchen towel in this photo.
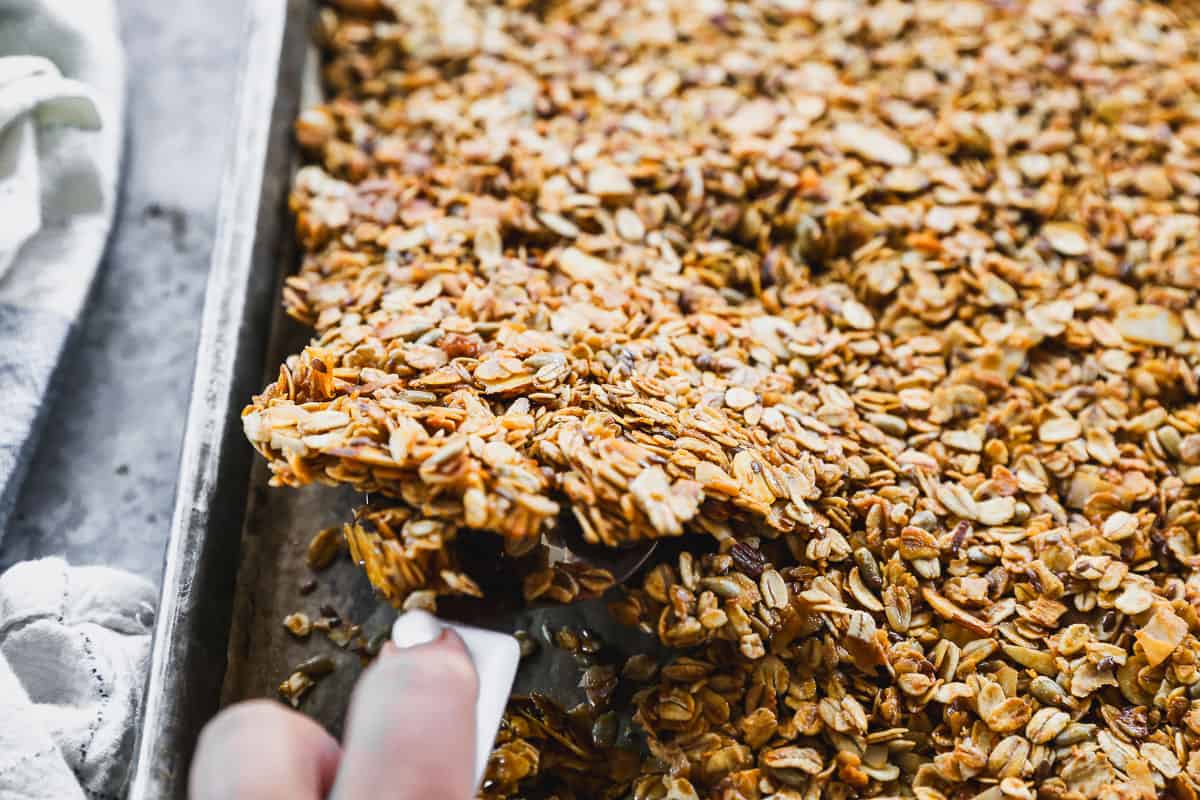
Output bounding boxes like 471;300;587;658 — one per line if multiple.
0;55;103;279
0;558;155;800
0;0;124;537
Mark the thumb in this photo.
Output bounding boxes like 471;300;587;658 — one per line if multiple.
330;632;478;800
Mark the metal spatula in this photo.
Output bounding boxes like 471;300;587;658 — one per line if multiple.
543;511;658;585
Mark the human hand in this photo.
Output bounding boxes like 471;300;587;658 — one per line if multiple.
189;631;479;799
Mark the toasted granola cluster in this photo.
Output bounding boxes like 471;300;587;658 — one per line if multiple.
251;0;1200;797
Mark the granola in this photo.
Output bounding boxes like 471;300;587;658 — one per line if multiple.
250;0;1200;796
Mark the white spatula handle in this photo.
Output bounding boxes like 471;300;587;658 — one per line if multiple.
391;610;520;789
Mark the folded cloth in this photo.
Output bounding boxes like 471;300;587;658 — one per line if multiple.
0;558;155;800
0;55;103;279
0;0;124;536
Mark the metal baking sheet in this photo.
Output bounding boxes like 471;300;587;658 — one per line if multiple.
129;2;658;797
128;2;315;795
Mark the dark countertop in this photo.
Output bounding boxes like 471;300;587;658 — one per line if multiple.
0;0;245;581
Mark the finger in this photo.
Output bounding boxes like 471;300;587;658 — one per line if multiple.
190;699;341;800
330;632;479;800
